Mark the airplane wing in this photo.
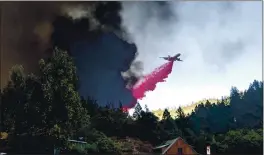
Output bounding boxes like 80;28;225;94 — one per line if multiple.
171;53;181;59
174;53;181;57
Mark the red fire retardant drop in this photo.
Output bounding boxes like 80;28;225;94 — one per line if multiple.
123;61;174;112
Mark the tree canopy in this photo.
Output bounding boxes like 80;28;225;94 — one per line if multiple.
0;48;262;154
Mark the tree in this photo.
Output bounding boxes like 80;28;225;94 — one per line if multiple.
39;48;90;143
175;107;191;138
229;86;242;128
1;65;27;134
159;109;182;141
241;80;263;128
162;108;171;120
136;111;160;144
145;105;150;113
133;103;142;120
176;107;186;119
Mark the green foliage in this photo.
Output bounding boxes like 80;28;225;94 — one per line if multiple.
67;142;97;154
1;47;262;154
40;48;90;138
210;129;263;154
95;133;122;154
1;48;91;153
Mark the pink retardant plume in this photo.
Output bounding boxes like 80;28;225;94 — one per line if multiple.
132;61;174;99
122;61;174;112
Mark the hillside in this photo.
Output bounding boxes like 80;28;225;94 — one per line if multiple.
152;98;229;119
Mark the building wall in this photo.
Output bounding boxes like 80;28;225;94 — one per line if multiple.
165;138;196;155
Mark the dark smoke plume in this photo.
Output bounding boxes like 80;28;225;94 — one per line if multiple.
0;1;96;87
1;1;142;107
122;61;144;89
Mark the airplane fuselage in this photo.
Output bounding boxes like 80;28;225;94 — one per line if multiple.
161;53;182;62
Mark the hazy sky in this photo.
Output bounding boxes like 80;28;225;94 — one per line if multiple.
121;1;262;110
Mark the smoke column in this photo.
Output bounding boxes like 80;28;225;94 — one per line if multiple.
0;1;97;88
1;2;181;109
123;61;174;111
1;2;144;108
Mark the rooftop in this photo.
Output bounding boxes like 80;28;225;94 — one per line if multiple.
153;138;179;149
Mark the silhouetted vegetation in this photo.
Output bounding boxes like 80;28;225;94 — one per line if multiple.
0;48;263;154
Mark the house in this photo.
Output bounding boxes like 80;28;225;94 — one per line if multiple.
153;137;198;155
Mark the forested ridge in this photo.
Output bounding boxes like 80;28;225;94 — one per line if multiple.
152;98;225;119
0;49;263;154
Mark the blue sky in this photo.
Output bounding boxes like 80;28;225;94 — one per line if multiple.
121;1;262;110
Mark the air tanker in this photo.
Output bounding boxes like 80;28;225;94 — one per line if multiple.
160;53;183;62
